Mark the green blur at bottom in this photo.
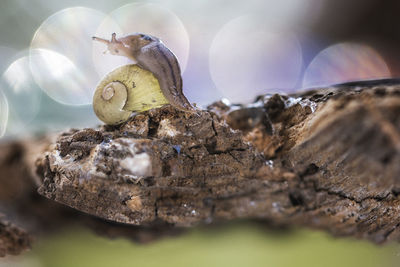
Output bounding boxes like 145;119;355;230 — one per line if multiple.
12;223;400;267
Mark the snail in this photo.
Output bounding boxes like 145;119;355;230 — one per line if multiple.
92;33;193;125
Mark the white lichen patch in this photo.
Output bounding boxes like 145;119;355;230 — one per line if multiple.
246;99;265;108
110;138;140;155
48;150;74;172
265;160;274;168
285;96;317;113
120;153;152;179
47;151;77;188
47;134;155;188
48;145;109;184
285;97;301;108
299;98;317;112
85;144;108;180
221;98;231;106
158;119;180;137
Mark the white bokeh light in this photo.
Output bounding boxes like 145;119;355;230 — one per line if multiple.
0;55;42;135
92;16;126;80
0;46;18;74
29;49;90;105
209;15;303;103
0;90;8;137
30;7;109;105
92;3;190;79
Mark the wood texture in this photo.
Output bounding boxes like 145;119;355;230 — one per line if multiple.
1;80;400;255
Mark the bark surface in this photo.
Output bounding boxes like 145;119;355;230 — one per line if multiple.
1;80;400;255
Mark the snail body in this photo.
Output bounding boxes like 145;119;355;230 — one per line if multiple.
92;33;192;125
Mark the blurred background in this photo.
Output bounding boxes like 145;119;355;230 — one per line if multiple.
1;0;400;266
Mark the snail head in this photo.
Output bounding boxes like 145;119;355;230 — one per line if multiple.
92;33;135;60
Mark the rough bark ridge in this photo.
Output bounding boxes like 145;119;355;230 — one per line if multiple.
1;80;400;256
35;81;400;243
0;138;184;257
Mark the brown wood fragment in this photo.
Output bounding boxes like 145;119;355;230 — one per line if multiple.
2;79;400;256
34;80;400;243
0;136;185;256
0;215;31;257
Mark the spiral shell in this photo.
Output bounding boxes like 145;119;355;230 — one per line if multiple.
93;64;169;125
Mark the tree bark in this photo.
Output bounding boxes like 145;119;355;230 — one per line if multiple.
0;137;185;257
1;80;400;256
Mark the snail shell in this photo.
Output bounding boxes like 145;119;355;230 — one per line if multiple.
93;64;169;125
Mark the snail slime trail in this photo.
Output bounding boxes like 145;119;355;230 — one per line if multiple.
92;33;193;125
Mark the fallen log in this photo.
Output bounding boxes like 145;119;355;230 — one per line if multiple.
1;79;400;255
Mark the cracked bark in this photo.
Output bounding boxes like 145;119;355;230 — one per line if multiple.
0;137;185;257
1;79;400;256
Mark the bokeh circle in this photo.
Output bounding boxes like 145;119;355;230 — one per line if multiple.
0;90;8;137
30;7;109;105
0;54;42;135
303;42;391;87
92;3;190;79
209;15;303;103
